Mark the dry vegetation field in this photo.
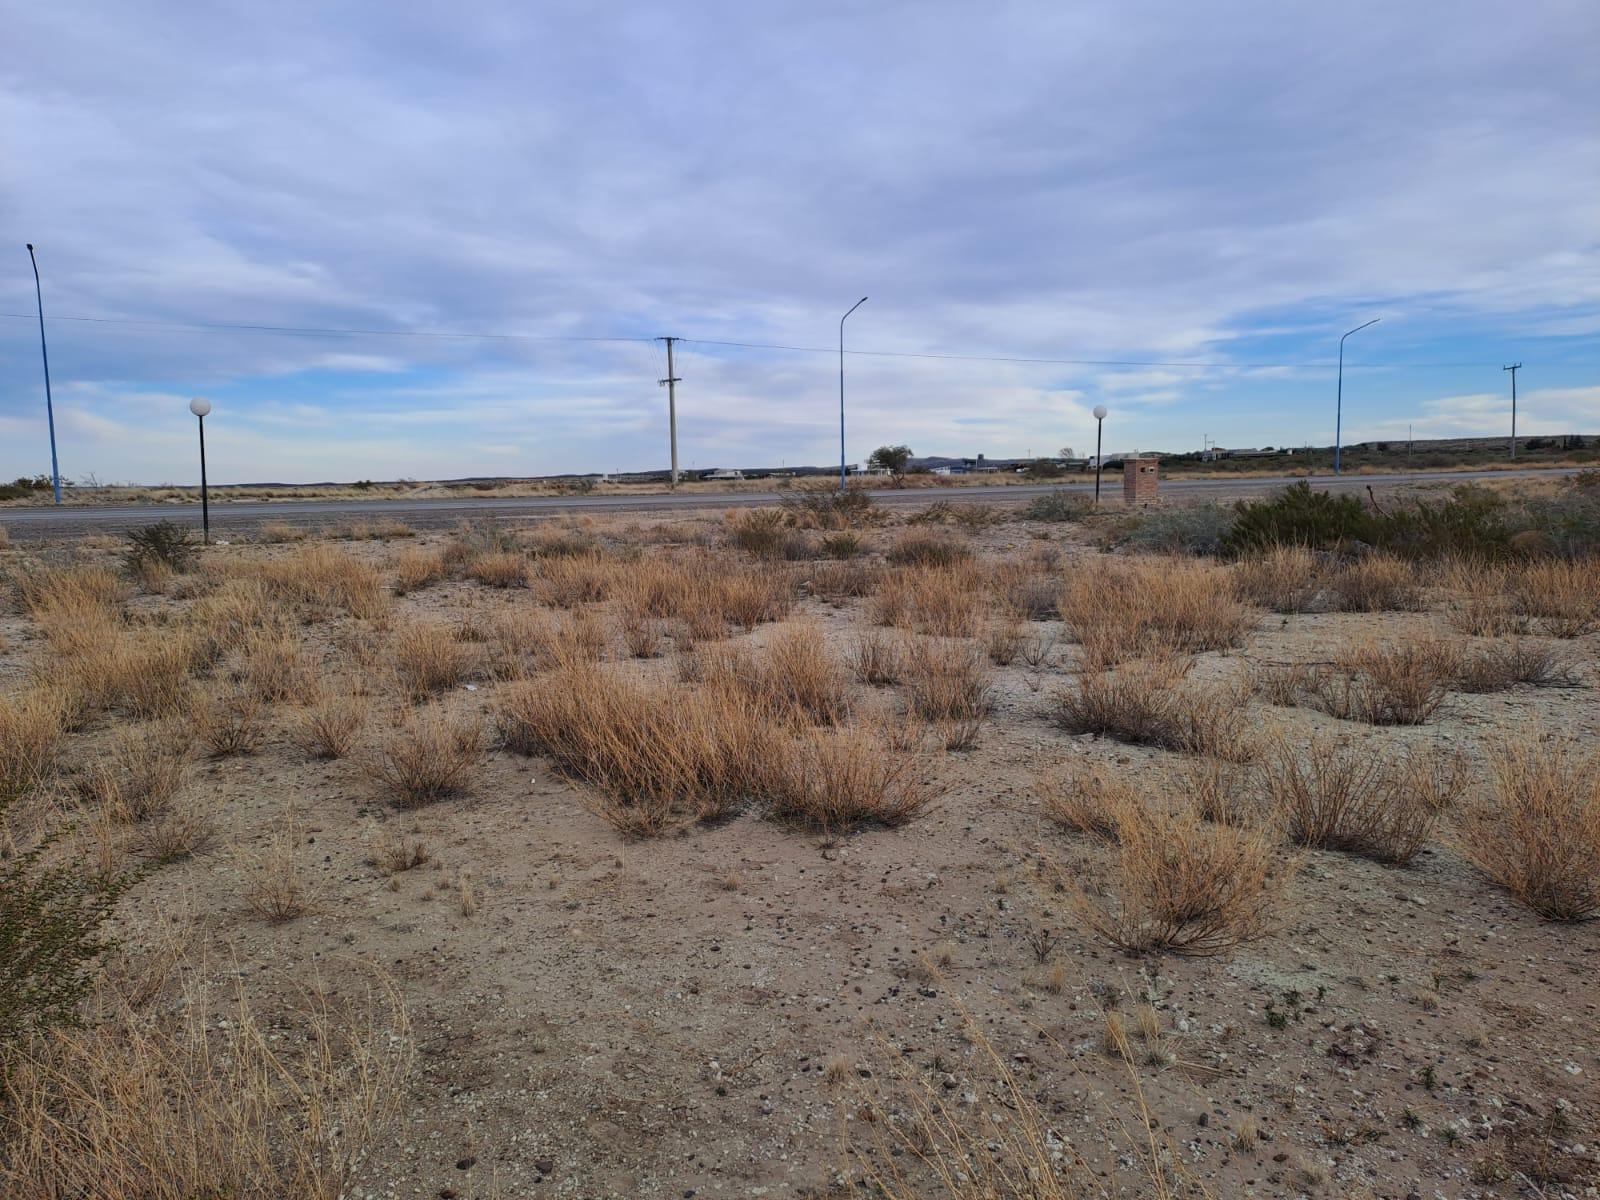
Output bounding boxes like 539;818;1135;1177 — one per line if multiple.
2;481;1598;1199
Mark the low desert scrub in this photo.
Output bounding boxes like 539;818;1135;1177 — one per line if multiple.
1440;558;1523;636
902;639;993;729
474;607;563;678
135;791;217;862
982;617;1024;665
617;605;661;658
255;519;308;543
779;487;879;530
1453;639;1576;693
1181;756;1258;826
1510;558;1600;637
726;508;811;560
467;549;530;588
1263;735;1460;864
186;578;277;659
362;705;483;808
1324;554;1422;612
886;531;971;568
1065;802;1294;955
819;530;866;558
189;684;265;756
992;559;1060;620
1;688;67;802
1298;638;1461;725
1037;760;1136;839
851;631;905;685
870;563;986;638
289;686;368;759
1455;733;1600;920
1231;546;1323;612
1053;660;1255;759
390;620;477;698
20;564;128;649
240;823;315;922
260;545;388;619
109;632;200;719
0;972;412;1198
1058;558;1256;667
390;546;449;594
86;727;191;823
764;725;936;833
370;827;430;874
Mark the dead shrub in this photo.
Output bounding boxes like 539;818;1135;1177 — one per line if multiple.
765;726;936;833
390;546;449;595
1264;735;1461;864
902;639;993;725
1053;660;1255;759
1299;638;1460;725
1232;546;1323;612
1058;559;1256;668
1440;558;1523;636
239;626;315;704
289;686;368;760
1067;803;1294;956
852;631;905;685
1181;756;1258;826
135;792;217;862
189;685;265;757
86;727;191;823
721;623;853;725
1325;555;1422;612
533;550;617;607
391;620;477;698
1510;558;1600;637
870;564;986;638
467;550;530;589
809;559;879;601
362;705;483;808
1453;639;1576;693
982;618;1024;666
109;633;199;719
1037;761;1136;838
1455;733;1600;920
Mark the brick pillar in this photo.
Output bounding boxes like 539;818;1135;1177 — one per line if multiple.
1123;457;1159;506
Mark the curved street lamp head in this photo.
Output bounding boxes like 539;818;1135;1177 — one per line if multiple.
1341;318;1381;343
1093;404;1108;421
189;397;212;418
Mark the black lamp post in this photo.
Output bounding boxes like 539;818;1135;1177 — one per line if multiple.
1092;404;1108;504
25;244;62;504
189;398;212;544
1334;318;1380;475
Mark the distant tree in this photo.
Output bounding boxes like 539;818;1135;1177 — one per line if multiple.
868;445;913;474
1023;458;1062;480
1057;446;1076;460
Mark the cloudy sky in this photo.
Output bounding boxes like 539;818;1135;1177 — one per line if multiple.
2;0;1596;484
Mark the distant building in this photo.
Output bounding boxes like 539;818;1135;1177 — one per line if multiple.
701;468;745;481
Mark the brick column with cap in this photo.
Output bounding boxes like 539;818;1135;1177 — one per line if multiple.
1123;457;1159;506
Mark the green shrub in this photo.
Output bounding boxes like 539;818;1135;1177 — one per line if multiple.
122;521;197;574
1022;492;1092;523
780;489;879;530
1523;477;1600;557
1123;504;1233;555
1224;482;1374;554
1371;486;1514;559
0;844;128;1042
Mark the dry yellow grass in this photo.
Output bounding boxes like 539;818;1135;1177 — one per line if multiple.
1509;558;1600;637
1037;760;1137;839
362;704;484;808
851;631;905;685
1053;659;1255;760
1324;554;1422;612
711;623;854;725
390;546;449;594
188;684;266;757
86;726;191;823
765;724;937;834
467;549;530;588
902;638;993;729
1455;733;1600;920
870;563;987;638
289;685;369;760
0;688;68;803
390;620;478;699
1058;558;1256;667
1295;637;1461;725
259;545;388;619
1231;545;1323;613
238;626;316;704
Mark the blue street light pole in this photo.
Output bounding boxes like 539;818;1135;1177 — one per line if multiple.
839;296;868;491
25;244;62;504
1334;318;1380;475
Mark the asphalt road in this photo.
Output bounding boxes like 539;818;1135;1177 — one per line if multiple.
0;467;1571;541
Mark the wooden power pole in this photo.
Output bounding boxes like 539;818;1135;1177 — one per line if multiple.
658;337;681;486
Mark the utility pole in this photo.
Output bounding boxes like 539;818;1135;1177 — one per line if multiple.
657;337;681;486
1503;363;1521;459
25;244;62;508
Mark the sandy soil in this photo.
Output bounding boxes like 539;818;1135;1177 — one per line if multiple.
2;510;1596;1200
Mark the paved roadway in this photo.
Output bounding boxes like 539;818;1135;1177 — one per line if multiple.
0;467;1571;541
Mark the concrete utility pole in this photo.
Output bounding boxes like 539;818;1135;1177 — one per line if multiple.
25;244;62;504
1503;363;1521;459
658;337;681;486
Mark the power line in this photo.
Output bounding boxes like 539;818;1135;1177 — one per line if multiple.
0;310;1589;369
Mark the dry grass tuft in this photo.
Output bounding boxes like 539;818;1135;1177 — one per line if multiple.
135;792;217;863
1455;733;1600;920
467;549;530;588
716;623;854;725
886;531;972;568
390;620;477;698
1264;734;1460;864
1453;639;1576;693
370;828;430;874
1053;660;1255;760
86;727;191;823
290;686;369;759
1037;760;1136;839
1510;558;1600;637
390;546;449;594
237;626;316;704
809;559;880;601
902;639;994;744
189;684;266;757
1297;638;1461;725
1;688;68;802
1324;554;1422;612
870;564;987;638
1231;546;1323;612
851;631;905;685
1067;802;1295;956
260;545;388;619
534;550;618;607
362;705;483;808
240;824;316;922
766;725;937;833
1058;558;1256;667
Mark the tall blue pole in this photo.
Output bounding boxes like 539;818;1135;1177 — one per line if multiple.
25;245;62;504
839;296;867;492
1334;318;1379;476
